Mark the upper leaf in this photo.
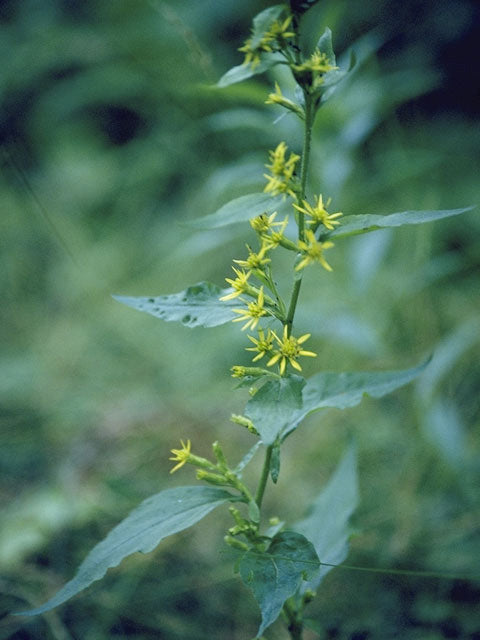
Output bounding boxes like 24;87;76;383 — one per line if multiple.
302;358;429;415
327;207;474;240
217;57;281;88
186;192;286;230
17;486;234;616
295;444;358;591
244;374;305;445
239;531;320;637
113;282;237;328
244;361;428;442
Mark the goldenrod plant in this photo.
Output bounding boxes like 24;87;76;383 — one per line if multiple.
17;2;473;638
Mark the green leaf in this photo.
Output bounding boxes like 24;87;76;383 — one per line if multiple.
301;358;429;416
316;27;336;64
113;282;237;328
186;193;286;230
245;375;305;445
295;444;358;591
217;57;280;88
17;487;234;616
327;207;474;240
239;531;320;637
245;361;428;443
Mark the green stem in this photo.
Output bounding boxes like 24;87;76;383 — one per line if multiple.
283;599;304;640
286;92;315;335
254;444;273;508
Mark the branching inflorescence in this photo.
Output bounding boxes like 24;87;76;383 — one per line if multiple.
18;3;474;638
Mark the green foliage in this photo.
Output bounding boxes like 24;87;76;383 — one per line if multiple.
113;282;237;328
238;531;320;637
245;360;429;443
217;58;282;89
328;206;474;239
187;193;286;230
245;375;305;445
295;444;358;591
18;487;234;616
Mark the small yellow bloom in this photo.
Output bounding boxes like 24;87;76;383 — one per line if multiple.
296;230;335;272
220;267;252;301
169;439;192;474
246;328;275;362
238;16;294;69
232;287;267;331
264;142;300;198
231;366;248;378
293;195;342;230
250;211;283;234
233;244;271;271
293;50;338;74
267;325;316;375
262;215;290;250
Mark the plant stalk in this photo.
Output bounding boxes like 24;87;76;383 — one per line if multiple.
255;444;273;509
286;92;316;335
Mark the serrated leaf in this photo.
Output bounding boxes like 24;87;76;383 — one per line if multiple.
186;193;286;230
17;487;234;616
295;444;358;591
239;531;320;637
245;375;305;445
327;207;474;240
217;56;280;88
113;282;237;328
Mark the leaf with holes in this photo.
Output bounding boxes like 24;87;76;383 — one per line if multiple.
113;282;238;328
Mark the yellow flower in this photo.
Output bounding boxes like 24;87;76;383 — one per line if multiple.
246;328;275;362
267;325;316;375
293;50;338;74
296;230;335;272
264;142;300;198
266;15;295;43
169;439;192;474
238;16;294;69
220;267;252;301
293;195;342;230
262;215;290;250
238;38;262;70
232;287;267;331
233;244;271;271
250;211;283;234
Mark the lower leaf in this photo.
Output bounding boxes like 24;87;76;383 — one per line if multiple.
17;486;234;616
239;531;320;637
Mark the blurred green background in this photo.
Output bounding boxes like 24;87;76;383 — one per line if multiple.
1;1;479;638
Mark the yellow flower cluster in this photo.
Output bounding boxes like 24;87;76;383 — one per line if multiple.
264;142;300;198
218;142;343;377
239;16;294;70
